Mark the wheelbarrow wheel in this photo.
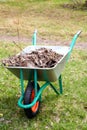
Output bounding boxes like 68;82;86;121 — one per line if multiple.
24;81;40;118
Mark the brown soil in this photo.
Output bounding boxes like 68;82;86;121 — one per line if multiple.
2;48;63;68
0;35;87;49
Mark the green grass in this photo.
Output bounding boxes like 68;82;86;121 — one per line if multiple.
0;0;87;130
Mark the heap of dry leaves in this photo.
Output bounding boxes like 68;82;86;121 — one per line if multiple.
2;48;63;68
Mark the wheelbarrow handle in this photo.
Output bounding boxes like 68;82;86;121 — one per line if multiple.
32;29;37;45
76;30;82;36
70;30;82;51
69;30;82;58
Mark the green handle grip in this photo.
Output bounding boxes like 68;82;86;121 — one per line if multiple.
70;30;82;51
69;30;82;59
32;30;37;45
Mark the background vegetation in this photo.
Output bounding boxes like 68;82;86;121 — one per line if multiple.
0;0;87;42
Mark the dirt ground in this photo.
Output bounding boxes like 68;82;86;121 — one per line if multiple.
0;35;87;50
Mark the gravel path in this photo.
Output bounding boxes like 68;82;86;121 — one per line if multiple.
0;35;87;50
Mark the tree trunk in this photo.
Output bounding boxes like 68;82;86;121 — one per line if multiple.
85;0;87;7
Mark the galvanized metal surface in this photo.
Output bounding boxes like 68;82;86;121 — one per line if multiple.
6;46;70;82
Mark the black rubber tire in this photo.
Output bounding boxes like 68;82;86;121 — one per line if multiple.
24;81;40;118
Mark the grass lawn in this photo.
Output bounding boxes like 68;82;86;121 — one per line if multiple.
0;0;87;130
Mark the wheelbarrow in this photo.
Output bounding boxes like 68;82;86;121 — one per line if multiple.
4;30;81;118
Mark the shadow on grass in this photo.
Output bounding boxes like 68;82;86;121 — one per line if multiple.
0;92;60;120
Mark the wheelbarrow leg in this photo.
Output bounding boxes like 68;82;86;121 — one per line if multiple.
34;69;42;101
49;82;60;95
20;69;24;96
34;69;37;96
58;75;63;94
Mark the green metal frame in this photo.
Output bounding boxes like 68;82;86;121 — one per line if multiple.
68;30;82;60
18;68;61;109
18;30;81;109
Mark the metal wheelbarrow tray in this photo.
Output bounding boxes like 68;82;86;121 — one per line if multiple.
3;30;81;119
7;45;70;82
